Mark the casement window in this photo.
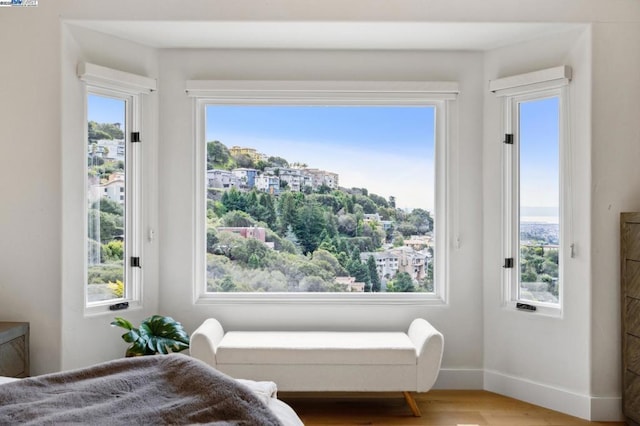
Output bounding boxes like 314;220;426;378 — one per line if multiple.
78;63;155;309
188;80;458;304
491;66;571;314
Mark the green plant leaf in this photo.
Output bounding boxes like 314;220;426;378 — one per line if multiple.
113;315;190;357
111;317;134;330
121;330;140;344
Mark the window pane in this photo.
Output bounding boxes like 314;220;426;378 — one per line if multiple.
518;97;559;303
205;105;435;293
87;94;126;302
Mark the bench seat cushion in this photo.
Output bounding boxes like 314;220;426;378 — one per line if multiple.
217;331;417;365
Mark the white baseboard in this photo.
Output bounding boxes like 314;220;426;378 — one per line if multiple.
483;369;623;421
433;368;484;390
589;396;623;422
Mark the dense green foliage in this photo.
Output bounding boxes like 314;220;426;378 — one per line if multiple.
88;121;124;142
87;121;126;299
205;140;435;293
519;224;560;298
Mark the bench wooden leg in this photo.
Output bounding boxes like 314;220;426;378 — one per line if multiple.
403;391;421;417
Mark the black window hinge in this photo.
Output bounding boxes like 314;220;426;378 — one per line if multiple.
130;257;141;268
503;258;514;268
504;133;513;145
131;132;141;143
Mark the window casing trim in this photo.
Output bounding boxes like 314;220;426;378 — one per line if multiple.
79;63;152;315
190;80;459;305
494;67;572;317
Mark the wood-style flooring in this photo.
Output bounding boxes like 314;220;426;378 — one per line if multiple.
279;390;625;426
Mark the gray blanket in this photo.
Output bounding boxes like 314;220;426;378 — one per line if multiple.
0;354;283;425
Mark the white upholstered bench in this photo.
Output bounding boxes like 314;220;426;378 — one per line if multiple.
190;318;444;416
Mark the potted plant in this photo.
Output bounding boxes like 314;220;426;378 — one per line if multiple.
111;315;190;357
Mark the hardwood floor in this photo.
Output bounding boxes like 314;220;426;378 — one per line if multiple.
279;390;625;426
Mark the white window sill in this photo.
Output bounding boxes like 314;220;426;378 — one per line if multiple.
195;292;447;306
504;300;562;318
84;299;143;318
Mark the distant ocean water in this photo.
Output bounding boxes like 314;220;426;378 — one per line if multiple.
521;216;559;224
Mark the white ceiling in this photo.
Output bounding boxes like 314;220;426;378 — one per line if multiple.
67;20;582;51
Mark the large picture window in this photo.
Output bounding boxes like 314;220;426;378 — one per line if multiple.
189;80;457;303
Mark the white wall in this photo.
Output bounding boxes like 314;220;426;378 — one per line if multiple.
157;48;486;384
591;22;640;402
483;27;595;418
0;4;63;375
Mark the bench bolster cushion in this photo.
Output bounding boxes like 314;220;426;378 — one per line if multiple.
408;318;444;392
190;318;224;368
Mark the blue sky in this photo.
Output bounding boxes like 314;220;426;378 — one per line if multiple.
87;94;559;217
206;105;436;211
88;95;125;124
519;97;559;222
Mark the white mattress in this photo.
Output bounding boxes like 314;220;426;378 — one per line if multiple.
0;376;19;385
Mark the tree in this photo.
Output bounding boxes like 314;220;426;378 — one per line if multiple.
408;208;433;234
221;187;248;213
88;121;114;142
88;209;123;244
299;276;328;292
268;156;289;168
257;193;277;228
100;122;124;139
368;193;389;208
316;183;331;194
207;140;231;169
312;249;348;277
367;255;381;292
346;249;370;290
248;253;262;269
293;202;327;254
229;237;269;266
277;192;302;235
206;228;219;254
354;194;377;214
396;222;418;237
283;225;302;252
220;210;256;227
245;191;261;219
308;194;342;213
233;153;255;169
388;272;415;292
337;214;357;237
93;198;123;216
102;240;124;261
219;275;237;292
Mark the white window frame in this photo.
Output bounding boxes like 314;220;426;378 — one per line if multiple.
187;80;459;305
491;66;572;316
79;63;156;314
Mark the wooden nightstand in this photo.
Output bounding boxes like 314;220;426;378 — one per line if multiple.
0;322;29;378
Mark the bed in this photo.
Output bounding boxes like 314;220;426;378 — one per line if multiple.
0;353;303;425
